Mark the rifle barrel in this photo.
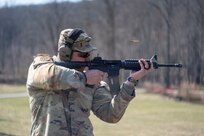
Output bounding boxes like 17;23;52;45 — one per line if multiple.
157;63;182;68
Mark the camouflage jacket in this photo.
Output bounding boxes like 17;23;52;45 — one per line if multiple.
26;54;136;136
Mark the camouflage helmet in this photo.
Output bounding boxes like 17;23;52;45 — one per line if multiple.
58;28;97;61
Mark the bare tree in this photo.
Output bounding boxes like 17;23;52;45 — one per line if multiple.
101;0;116;59
35;0;67;55
185;0;204;85
0;0;203;85
149;0;175;87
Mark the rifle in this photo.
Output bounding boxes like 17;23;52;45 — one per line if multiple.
54;55;182;95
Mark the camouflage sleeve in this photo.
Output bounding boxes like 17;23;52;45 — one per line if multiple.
91;81;135;123
27;62;86;90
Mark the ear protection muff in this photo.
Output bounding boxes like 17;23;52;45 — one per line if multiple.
58;28;84;61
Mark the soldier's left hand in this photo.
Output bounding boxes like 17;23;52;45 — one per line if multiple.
129;59;153;80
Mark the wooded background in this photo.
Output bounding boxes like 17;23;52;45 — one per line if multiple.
0;0;203;87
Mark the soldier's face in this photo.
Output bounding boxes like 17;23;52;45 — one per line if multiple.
71;51;90;62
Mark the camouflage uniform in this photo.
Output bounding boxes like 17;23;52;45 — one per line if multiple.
26;29;136;136
26;55;135;136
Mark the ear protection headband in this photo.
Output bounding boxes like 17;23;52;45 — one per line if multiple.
65;28;84;49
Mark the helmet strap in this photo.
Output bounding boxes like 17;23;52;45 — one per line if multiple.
65;28;84;60
65;28;84;49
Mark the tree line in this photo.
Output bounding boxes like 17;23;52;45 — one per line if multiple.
0;0;203;87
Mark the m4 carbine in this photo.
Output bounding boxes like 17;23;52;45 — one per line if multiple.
54;55;182;95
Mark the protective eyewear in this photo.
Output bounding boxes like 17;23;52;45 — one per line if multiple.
74;51;90;58
79;52;90;58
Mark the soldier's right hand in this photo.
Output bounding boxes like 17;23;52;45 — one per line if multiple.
84;68;104;85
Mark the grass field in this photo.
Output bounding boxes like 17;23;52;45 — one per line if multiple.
0;85;204;136
0;84;26;93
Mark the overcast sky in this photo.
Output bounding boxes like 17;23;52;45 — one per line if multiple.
0;0;81;7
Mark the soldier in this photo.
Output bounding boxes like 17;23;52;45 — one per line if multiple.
26;28;152;136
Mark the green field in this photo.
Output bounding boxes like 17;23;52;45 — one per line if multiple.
0;85;204;136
